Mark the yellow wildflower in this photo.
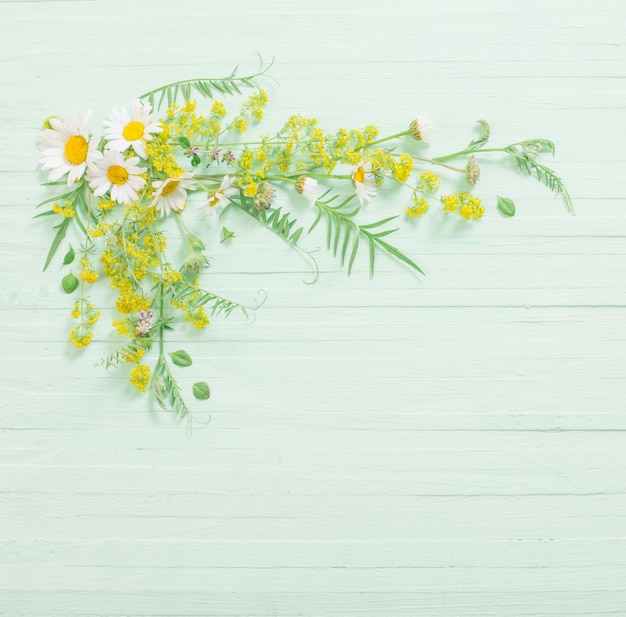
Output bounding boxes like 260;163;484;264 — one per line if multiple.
418;171;441;192
244;182;258;197
51;201;75;218
185;307;210;329
129;363;151;392
441;194;461;213
407;198;430;218
211;100;227;118
70;327;93;348
79;267;98;284
393;153;413;182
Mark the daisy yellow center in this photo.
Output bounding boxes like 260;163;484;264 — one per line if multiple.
208;191;222;207
123;121;145;141
107;165;129;185
64;135;88;165
161;180;180;196
354;166;365;184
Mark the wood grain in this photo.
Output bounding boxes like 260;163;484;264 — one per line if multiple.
1;0;625;615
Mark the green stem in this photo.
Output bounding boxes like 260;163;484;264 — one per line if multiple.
139;57;274;102
433;147;507;163
410;156;465;173
365;129;411;148
158;287;164;357
307;173;352;181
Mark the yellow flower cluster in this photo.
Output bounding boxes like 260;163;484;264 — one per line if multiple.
231;116;248;133
115;289;151;315
247;89;269;121
130;363;151;392
88;221;112;238
159;265;183;286
441;193;485;220
69;298;100;348
79;259;98;284
102;245;152;315
406;197;430;218
70;328;93;348
99;198;116;211
184;306;210;329
145;124;184;177
243;182;258;197
418;171;441;192
310;124;380;172
112;317;133;337
393;154;414;182
52;201;75;218
166;100;212;139
211;100;227;118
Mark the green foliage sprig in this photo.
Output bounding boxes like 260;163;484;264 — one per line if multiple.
36;60;572;420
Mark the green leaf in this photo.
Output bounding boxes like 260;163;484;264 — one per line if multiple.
178;136;191;149
496;195;516;217
193;381;211;400
43;216;71;271
33;210;56;219
221;226;235;243
191;155;201;167
467;119;490;149
62;245;75;265
375;237;425;275
169;350;192;367
61;272;78;294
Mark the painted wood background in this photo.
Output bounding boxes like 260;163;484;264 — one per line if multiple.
1;0;625;615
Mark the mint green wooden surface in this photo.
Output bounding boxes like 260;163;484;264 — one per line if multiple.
1;1;626;615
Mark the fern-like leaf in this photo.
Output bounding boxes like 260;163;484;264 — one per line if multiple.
173;281;263;319
311;192;424;276
151;355;189;418
140;56;275;110
507;144;574;214
99;338;153;370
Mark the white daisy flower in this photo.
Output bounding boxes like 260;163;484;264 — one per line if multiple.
409;111;434;143
199;175;237;219
39;111;100;186
103;99;162;159
295;176;318;202
352;161;377;205
86;150;146;204
151;172;196;216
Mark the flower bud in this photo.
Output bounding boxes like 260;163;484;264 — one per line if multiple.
465;156;480;185
253;181;275;211
295;176;318;201
180;253;210;273
136;309;154;336
409;112;434;143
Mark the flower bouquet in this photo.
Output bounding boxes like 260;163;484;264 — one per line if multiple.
36;58;572;418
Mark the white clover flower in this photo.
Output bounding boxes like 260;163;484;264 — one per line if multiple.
39;111;100;186
295;176;318;202
200;175;237;219
352;161;377;205
103;99;162;159
409;111;434;143
86;150;146;204
151;172;196;216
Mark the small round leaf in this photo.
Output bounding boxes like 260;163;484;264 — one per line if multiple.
497;196;516;217
169;349;192;367
61;272;79;294
62;245;75;265
193;381;211;400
